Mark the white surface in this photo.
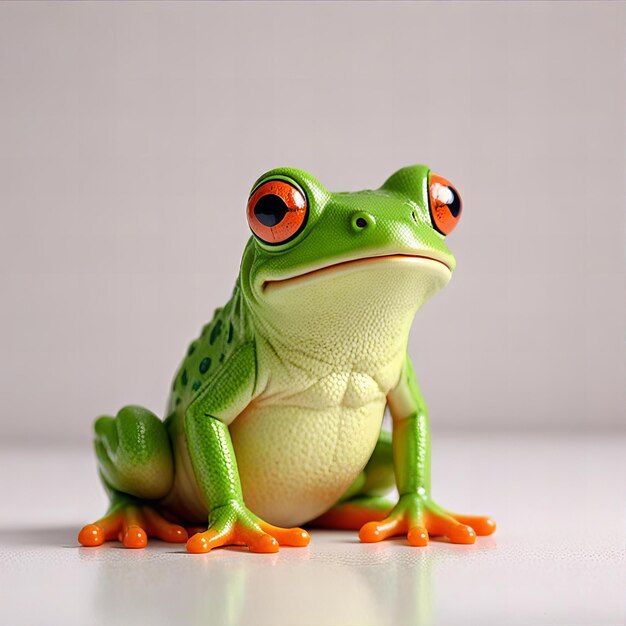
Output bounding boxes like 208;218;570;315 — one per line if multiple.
1;432;624;626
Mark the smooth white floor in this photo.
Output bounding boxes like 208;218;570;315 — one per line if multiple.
0;433;624;626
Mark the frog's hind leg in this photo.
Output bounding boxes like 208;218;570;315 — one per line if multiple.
310;430;496;543
78;405;188;549
309;431;396;529
310;495;394;530
312;430;496;545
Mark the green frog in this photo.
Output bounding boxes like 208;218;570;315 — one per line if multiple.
78;165;495;553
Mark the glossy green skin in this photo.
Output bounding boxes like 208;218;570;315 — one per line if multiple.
93;165;464;545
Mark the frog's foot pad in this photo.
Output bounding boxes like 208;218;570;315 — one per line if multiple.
78;505;188;549
358;496;496;547
186;510;309;555
308;496;394;530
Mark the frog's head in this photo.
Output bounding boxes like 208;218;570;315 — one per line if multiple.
239;166;462;331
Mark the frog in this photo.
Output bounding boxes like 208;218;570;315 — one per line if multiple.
78;165;496;553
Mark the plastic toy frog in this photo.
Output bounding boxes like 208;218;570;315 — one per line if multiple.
78;165;496;553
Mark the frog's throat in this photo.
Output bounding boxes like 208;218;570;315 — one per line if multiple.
261;253;450;292
245;255;451;355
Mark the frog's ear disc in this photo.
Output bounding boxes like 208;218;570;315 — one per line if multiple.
428;173;462;236
247;179;308;245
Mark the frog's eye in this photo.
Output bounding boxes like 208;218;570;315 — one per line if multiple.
428;173;462;235
247;179;308;245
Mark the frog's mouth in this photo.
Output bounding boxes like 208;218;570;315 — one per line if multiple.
262;253;451;292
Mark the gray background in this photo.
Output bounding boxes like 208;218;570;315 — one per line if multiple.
1;1;623;444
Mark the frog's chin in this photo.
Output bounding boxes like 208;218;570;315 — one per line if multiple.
254;254;451;344
261;253;451;294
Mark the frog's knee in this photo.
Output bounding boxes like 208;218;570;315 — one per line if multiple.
94;405;174;500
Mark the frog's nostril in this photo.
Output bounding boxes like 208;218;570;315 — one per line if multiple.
351;212;375;232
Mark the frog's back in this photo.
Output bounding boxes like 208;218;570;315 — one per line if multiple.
167;286;249;418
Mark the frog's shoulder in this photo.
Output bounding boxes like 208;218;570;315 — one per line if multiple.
168;285;251;412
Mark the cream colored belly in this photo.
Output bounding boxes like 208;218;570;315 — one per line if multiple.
229;400;386;527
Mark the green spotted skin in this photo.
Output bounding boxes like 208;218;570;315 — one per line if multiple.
84;165;495;551
168;287;251;417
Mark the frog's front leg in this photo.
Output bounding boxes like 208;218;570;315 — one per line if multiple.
359;357;496;546
183;344;309;554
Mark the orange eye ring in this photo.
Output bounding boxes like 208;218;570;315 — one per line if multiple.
428;173;462;236
247;179;308;245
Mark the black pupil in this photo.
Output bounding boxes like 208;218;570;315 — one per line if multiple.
254;194;288;227
446;187;461;218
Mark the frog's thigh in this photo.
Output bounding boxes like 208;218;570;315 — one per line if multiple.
95;405;174;500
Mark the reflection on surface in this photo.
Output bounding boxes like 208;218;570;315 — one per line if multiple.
74;530;496;626
2;435;624;626
0;526;497;626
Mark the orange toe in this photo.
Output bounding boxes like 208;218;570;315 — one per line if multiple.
247;533;279;554
160;526;188;543
359;521;382;543
78;524;105;547
257;523;310;547
142;507;188;543
359;518;406;543
453;515;496;536
407;526;429;547
447;524;476;545
280;528;310;548
122;525;148;549
187;530;222;554
427;511;478;544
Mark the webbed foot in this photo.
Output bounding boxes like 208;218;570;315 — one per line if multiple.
186;501;309;554
358;494;496;546
78;503;188;549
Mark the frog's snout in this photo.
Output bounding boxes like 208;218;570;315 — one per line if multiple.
350;211;376;233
